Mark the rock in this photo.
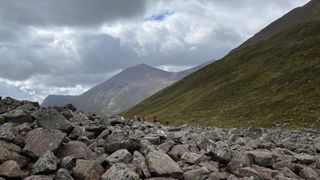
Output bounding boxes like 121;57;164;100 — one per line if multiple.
55;168;75;180
32;151;59;174
73;159;104;180
158;140;175;153
199;161;219;172
249;150;275;167
144;135;161;145
132;151;151;178
206;141;232;163
1;103;38;124
56;141;97;160
252;165;278;179
101;163;140;180
239;167;263;179
279;167;300;179
106;149;132;164
60;156;76;170
24;175;54;180
0;123;15;141
181;152;203;164
32;109;73;132
105;132;140;153
208;172;229;180
0;97;38;114
0;145;30;168
299;167;319;180
23;128;66;158
0;160;27;178
314;142;320;152
183;167;210;180
244;128;263;139
168;144;189;161
146;151;183;179
295;153;314;164
227;152;251;176
272;160;295;171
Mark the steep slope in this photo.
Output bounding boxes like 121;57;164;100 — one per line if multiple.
42;62;213;115
124;2;320;128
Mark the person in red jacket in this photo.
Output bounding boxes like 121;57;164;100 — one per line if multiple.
153;115;159;123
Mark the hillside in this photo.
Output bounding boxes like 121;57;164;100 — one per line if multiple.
124;1;320;129
42;62;211;115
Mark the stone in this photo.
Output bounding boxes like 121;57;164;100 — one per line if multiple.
272;160;295;171
208;172;229;180
314;142;320;152
144;135;161;145
279;167;300;179
181;152;203;164
244;128;263;139
252;165;278;179
23;128;66;158
249;150;275;167
0;123;15;141
24;175;55;180
1;103;37;124
183;167;210;180
55;168;75;180
227;152;251;176
101;163;140;180
199;161;219;172
32;151;59;174
73;159;104;180
60;156;76;170
105;132;141;153
295;153;314;164
0;160;27;178
32;109;73;132
299;167;319;180
168;144;189;161
56;141;97;160
239;167;263;179
158;140;175;153
132;151;151;178
106;149;132;164
146;151;183;179
206;141;232;163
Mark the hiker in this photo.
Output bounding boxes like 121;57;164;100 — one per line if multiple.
153;115;159;123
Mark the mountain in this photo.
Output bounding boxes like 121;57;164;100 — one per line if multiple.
42;61;212;114
124;0;320;129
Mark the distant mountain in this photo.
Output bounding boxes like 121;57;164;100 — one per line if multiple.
124;0;320;129
42;61;213;115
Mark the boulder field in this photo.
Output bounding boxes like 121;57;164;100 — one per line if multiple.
0;97;320;179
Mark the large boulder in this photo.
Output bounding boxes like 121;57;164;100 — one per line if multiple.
32;109;73;132
206;141;232;163
32;151;59;174
181;152;203;165
1;103;38;124
299;167;319;180
23;128;66;158
168;144;189;161
0;160;27;178
106;149;132;164
56;141;97;160
105;132;140;153
73;159;104;180
132;151;151;178
249;150;276;167
0;123;15;141
183;167;210;180
101;163;140;180
146;151;183;179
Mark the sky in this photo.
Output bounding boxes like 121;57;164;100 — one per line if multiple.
0;0;310;102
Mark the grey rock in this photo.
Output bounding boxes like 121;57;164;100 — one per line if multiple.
101;163;140;180
132;151;151;177
249;150;275;167
73;159;104;180
0;160;27;178
55;168;75;180
168;144;189;161
32;109;73;132
60;156;76;170
239;167;263;180
105;132;140;153
56;141;97;160
106;149;132;164
181;152;203;164
299;167;319;180
23;128;66;158
183;167;210;180
206;141;232;163
0;123;15;141
146;151;183;179
32;151;59;174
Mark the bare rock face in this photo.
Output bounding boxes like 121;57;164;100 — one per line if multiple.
146;151;183;179
32;151;59;174
32;109;73;132
101;163;140;180
0;160;27;178
56;141;97;160
73;159;104;180
23;128;66;158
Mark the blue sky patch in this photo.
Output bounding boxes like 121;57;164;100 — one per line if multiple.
145;11;174;22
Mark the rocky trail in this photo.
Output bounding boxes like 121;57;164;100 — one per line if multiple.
0;97;320;180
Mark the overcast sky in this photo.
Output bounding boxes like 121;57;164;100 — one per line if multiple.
0;0;310;102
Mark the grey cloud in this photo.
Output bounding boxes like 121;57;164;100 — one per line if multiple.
0;0;146;27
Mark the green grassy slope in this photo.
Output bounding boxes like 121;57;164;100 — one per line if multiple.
123;20;320;129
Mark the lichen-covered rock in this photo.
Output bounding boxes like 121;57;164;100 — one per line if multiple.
181;152;203;165
23;128;66;158
101;163;140;180
299;167;319;180
0;160;27;178
56;141;97;160
0;123;15;141
132;151;151;178
146;151;183;179
106;149;132;164
105;132;140;153
73;159;104;180
206;141;232;163
55;168;74;180
32;109;73;132
183;167;210;180
249;150;275;167
32;151;59;174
